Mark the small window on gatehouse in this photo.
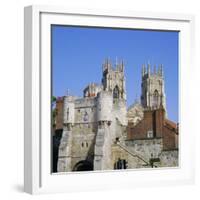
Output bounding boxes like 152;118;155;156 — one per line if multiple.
147;130;153;138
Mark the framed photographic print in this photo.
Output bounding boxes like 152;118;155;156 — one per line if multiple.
24;5;195;194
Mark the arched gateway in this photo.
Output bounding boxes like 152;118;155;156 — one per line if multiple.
73;160;93;171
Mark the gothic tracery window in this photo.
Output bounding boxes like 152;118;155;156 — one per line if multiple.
113;85;120;99
153;90;159;107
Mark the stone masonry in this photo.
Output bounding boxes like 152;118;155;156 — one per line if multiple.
54;59;179;172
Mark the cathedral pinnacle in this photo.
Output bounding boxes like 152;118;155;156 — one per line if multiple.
147;61;151;75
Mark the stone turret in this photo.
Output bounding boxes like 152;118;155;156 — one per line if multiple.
97;91;113;123
63;96;75;125
57;95;75;172
101;58;126;100
141;63;166;112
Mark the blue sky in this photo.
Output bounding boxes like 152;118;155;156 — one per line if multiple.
52;26;179;122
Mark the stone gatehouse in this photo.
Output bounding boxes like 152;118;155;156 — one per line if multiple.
52;59;178;172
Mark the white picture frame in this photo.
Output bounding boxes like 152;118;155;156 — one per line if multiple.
24;5;195;194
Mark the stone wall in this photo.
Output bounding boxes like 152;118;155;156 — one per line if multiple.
94;124;113;170
159;150;178;167
112;99;127;126
57;127;73;172
71;123;96;165
125;138;163;162
74;97;97;122
111;144;147;169
124;138;178;168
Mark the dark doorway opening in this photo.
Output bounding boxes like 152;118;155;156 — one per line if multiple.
73;160;93;171
52;129;63;172
114;158;128;169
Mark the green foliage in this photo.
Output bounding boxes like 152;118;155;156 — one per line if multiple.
52;96;57;103
52;96;57;125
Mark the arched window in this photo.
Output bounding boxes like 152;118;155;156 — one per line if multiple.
113;85;120;99
153;90;159;107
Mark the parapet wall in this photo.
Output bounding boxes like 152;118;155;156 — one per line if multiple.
74;97;97;123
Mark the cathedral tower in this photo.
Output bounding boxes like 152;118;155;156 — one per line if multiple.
141;63;166;111
101;58;126;100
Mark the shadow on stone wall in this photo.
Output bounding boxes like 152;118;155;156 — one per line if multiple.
52;129;63;172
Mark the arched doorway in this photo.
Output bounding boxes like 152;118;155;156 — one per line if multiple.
114;158;128;169
73;160;93;171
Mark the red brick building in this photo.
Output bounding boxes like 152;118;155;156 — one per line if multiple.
54;97;64;130
127;107;178;150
